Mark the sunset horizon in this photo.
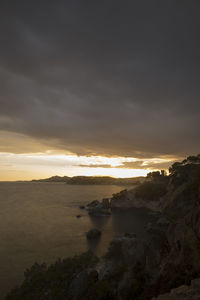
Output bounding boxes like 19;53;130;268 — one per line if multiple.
0;148;181;181
0;2;199;182
0;1;200;299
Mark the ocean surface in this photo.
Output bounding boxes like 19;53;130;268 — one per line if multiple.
0;182;156;299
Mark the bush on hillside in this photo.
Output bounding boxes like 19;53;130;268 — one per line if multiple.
6;251;98;300
135;181;167;201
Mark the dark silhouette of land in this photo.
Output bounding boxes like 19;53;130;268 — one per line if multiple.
32;175;144;185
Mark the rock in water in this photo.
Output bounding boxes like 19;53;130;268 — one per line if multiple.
88;207;111;217
102;198;110;209
86;198;111;216
87;200;101;207
86;229;101;239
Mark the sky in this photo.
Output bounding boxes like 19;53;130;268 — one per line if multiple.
0;1;199;180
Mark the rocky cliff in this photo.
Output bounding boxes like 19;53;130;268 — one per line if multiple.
6;155;200;300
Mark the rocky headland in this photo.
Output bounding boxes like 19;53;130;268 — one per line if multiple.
32;175;143;186
6;155;200;299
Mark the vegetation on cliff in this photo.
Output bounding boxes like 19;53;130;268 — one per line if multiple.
6;251;98;300
134;181;167;202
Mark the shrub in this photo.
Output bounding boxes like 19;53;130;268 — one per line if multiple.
6;251;98;300
135;182;167;201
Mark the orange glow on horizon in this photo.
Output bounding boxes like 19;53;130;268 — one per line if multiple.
0;152;176;181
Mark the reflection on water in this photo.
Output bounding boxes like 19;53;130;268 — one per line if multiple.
89;214;110;230
87;215;112;254
0;182;155;299
88;209;156;257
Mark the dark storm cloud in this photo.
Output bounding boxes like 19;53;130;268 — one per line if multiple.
0;0;200;158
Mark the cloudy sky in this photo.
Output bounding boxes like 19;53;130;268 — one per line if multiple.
0;1;199;180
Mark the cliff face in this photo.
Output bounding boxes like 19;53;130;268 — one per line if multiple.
94;167;200;299
110;161;200;216
93;158;200;299
110;188;162;211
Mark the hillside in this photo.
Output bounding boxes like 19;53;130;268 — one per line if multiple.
32;175;144;185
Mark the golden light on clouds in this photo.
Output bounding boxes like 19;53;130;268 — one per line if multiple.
74;167;149;178
0;152;178;181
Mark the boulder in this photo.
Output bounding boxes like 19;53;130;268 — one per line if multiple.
86;198;111;216
86;229;101;239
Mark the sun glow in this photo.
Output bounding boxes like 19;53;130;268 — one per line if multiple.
72;167;149;178
0;152;176;181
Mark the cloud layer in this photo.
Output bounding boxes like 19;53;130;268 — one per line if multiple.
0;152;175;181
0;1;200;159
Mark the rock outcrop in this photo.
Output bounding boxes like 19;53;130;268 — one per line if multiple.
88;207;111;217
102;198;110;209
86;199;111;216
110;188;162;211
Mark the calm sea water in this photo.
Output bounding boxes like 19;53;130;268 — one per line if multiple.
0;182;156;299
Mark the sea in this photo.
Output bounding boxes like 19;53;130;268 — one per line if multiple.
0;182;156;299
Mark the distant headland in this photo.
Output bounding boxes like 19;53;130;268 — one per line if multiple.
31;175;144;185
